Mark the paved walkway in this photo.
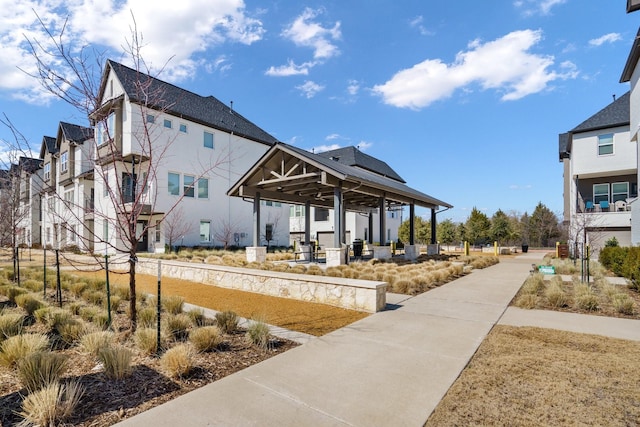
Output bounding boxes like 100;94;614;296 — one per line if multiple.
117;253;541;427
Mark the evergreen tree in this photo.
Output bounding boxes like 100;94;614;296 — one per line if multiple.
436;219;457;244
490;209;512;244
529;202;561;247
465;207;491;245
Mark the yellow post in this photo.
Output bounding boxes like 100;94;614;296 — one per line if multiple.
464;241;469;256
555;241;559;258
494;241;498;256
391;240;396;256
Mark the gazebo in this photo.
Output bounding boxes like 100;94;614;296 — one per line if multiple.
227;143;452;265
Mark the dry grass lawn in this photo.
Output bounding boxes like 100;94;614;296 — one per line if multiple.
71;270;368;336
427;325;640;426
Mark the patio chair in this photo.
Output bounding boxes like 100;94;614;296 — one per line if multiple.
615;200;627;211
599;200;610;211
585;201;594;212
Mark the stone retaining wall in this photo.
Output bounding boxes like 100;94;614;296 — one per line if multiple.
135;259;387;313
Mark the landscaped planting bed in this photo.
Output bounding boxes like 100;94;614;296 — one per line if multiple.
513;259;640;319
0;268;296;427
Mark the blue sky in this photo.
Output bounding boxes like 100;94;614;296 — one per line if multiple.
0;0;637;223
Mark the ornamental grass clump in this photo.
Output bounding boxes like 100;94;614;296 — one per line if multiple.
515;293;539;309
57;319;88;346
545;283;568;308
162;295;185;315
215;310;239;334
79;331;114;357
98;345;133;379
613;294;635;315
18;381;84;427
137;306;157;328
0;312;25;341
4;286;28;304
22;279;43;293
189;325;223;353
521;274;545;295
161;343;195;378
246;320;270;350
0;333;50;367
134;327;164;355
15;293;44;316
17;351;68;392
574;285;599;311
79;306;99;322
187;308;207;327
164;314;192;341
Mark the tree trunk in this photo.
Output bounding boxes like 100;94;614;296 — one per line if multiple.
129;254;137;332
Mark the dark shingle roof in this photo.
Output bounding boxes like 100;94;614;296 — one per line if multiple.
570;92;630;133
0;169;10;188
39;135;57;159
105;60;278;146
317;146;405;183
18;157;42;173
558;132;570;161
60;122;93;144
621;27;640;82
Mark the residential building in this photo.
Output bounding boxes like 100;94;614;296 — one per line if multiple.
15;156;43;248
90;60;288;254
559;92;636;251
289;146;403;247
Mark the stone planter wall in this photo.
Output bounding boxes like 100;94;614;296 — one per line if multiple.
135;258;387;313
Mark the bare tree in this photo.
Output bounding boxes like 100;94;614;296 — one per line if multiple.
213;217;242;250
22;14;230;331
162;206;193;253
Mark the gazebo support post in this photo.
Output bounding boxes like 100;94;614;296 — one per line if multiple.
405;203;419;260
326;185;346;266
372;195;391;260
427;207;439;256
246;191;266;263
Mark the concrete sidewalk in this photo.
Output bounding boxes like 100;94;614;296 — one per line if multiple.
117;254;540;427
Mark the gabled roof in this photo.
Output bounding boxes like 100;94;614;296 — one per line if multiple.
228;142;452;211
558;132;570;161
0;169;10;189
18;157;42;174
316;146;405;183
39;135;57;159
621;27;640;82
59;122;93;145
570;92;630;133
628;0;640;14
100;60;278;146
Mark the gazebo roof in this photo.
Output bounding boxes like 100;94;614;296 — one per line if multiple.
227;143;452;212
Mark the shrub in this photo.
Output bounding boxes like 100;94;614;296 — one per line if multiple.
80;331;114;356
5;286;28;304
84;290;104;306
92;310;111;330
161;344;195;378
57;319;87;346
15;294;44;316
246;320;270;350
575;290;599;311
135;327;164;355
98;345;133;379
79;306;99;322
18;351;68;392
106;295;122;312
68;282;87;297
43;308;72;333
621;247;640;289
187;308;207;327
189;326;222;352
164;314;192;341
162;295;185;315
0;333;50;367
605;236;619;247
613;294;635;315
33;306;51;324
215;311;239;334
392;279;411;294
113;285;130;301
22;279;43;293
0;312;25;341
521;274;545;295
18;381;84;426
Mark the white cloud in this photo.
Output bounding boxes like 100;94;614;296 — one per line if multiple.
311;143;341;153
296;80;324;98
356;141;373;151
282;7;341;60
514;0;566;16
509;184;533;190
325;133;341;141
0;0;265;103
265;59;313;76
373;29;576;109
409;15;433;36
589;33;622;47
347;79;360;96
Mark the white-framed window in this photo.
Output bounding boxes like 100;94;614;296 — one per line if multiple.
64;189;74;207
103;173;109;197
179;123;187;133
184;175;195;197
47;198;55;213
103;221;109;240
60;152;68;173
204;131;214;149
97;112;115;146
44;163;51;181
164;119;172;129
612;182;629;202
168;172;180;196
155;220;161;243
197;178;209;199
146;114;155;124
200;220;211;242
598;133;613;156
46;227;51;243
69;224;76;242
290;205;305;217
593;183;609;204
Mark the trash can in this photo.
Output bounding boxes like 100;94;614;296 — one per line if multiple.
352;239;363;257
521;244;529;253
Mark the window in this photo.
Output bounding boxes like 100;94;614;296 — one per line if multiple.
46;227;51;243
69;224;76;242
97;113;115;146
612;182;629;202
598;133;613;155
314;208;329;221
103;173;109;197
164;119;172;129
200;220;211;242
146;114;155;124
155;220;161;242
44;163;51;181
168;172;180;195
197;178;209;199
184;175;195;197
593;183;609;204
103;221;109;240
60;152;68;173
290;205;305;217
122;173;135;203
64;190;74;207
265;224;274;241
387;229;391;242
387;210;396;219
204;131;214;149
179;123;187;133
364;228;368;241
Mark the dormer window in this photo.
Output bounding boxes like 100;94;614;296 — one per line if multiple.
44;163;51;181
60;152;68;173
97;112;115;146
